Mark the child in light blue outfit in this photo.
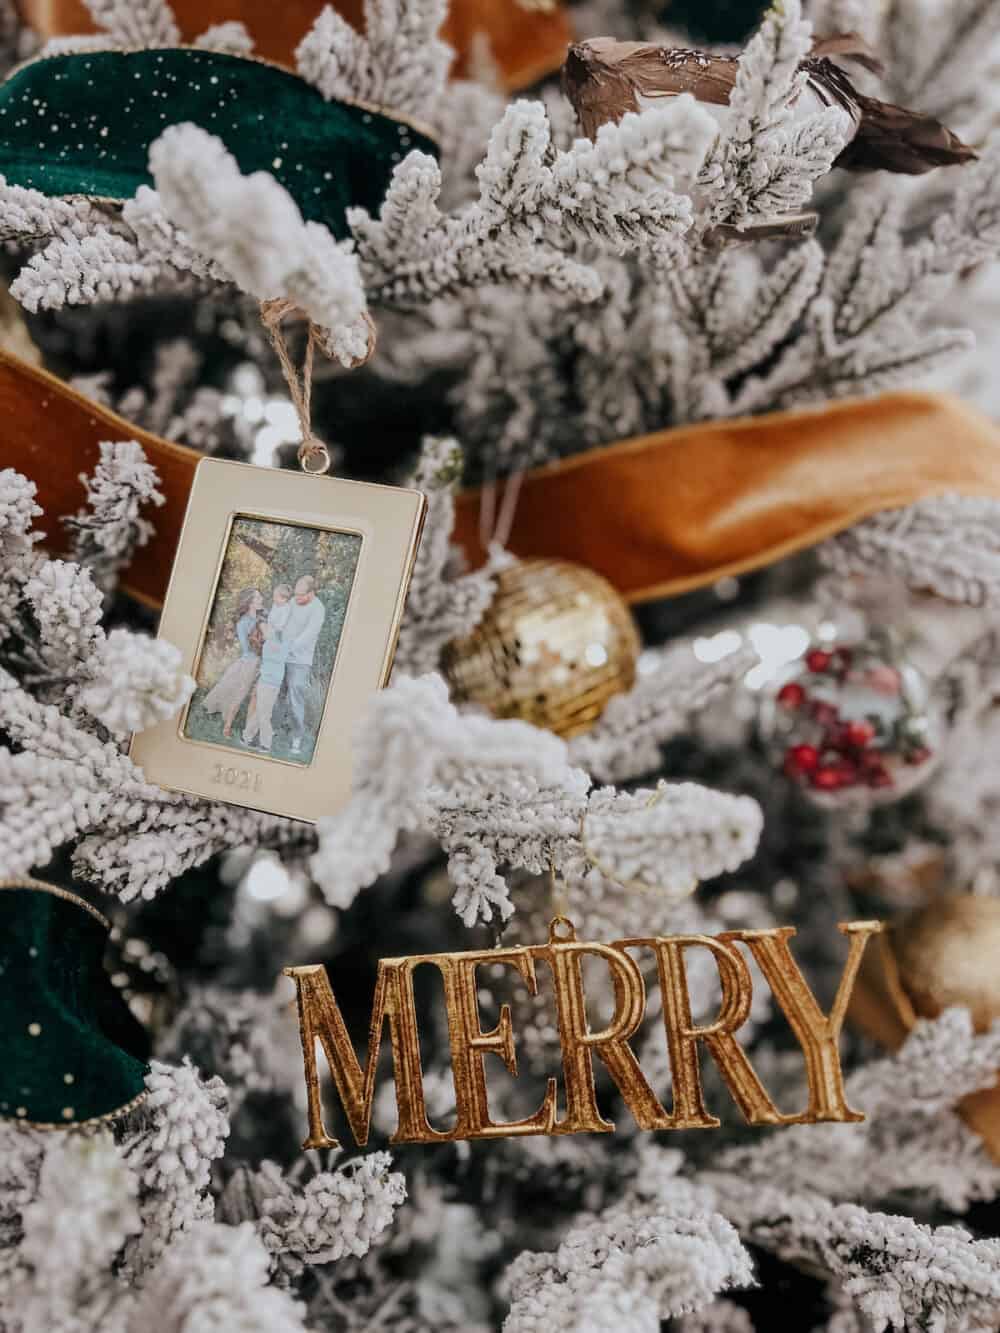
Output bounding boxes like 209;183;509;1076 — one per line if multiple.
242;585;292;752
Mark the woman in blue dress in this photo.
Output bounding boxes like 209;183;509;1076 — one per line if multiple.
202;588;264;737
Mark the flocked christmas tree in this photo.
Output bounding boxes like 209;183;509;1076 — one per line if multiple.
4;0;1000;1329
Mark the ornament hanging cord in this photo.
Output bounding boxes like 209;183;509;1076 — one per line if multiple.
259;299;376;476
479;459;527;556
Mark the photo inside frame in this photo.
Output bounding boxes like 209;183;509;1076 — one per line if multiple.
183;516;363;767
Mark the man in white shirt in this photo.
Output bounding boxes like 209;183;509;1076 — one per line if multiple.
282;574;326;755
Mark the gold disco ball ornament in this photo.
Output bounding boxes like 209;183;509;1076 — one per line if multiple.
442;558;640;738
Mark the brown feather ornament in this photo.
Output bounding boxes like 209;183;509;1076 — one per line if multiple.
562;35;977;176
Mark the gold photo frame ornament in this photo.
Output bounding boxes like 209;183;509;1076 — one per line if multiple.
130;459;426;823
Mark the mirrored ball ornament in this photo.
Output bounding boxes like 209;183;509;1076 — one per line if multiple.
760;633;943;806
442;558;640;738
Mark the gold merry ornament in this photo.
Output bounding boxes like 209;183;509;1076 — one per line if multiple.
285;916;882;1149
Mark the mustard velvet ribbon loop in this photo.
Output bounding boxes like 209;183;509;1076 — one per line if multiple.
0;47;438;239
452;393;1000;603
3;346;1000;608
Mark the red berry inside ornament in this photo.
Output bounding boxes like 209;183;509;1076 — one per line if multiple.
760;633;943;807
777;681;806;710
843;720;876;748
783;743;819;776
834;759;859;786
806;649;833;673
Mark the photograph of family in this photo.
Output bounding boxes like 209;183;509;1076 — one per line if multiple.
184;517;362;765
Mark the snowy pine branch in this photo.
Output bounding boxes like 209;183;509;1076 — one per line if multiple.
0;467;191;734
127;1221;309;1332
699;0;851;234
64;440;164;593
296;0;451;117
82;0;180;47
0;659;297;898
361;0;451;116
0;177;127;245
240;1155;406;1277
311;674;762;926
505;1153;753;1332
194;21;254;55
7;179;230;312
295;6;369;105
392;437;496;678
715;1010;1000;1214
119;1058;229;1277
818;496;1000;608
351;96;715;307
149;125;372;366
10;1132;140;1332
709;1175;1000;1332
80;630;194;734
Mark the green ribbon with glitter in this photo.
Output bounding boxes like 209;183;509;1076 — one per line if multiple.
0;880;149;1128
0;48;438;239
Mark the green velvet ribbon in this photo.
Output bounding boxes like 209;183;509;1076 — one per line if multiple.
0;48;438;239
0;881;149;1128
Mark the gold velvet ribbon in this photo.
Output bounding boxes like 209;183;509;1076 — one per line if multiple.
0;349;201;608
4;347;1000;609
452;393;1000;603
849;932;1000;1163
15;0;573;90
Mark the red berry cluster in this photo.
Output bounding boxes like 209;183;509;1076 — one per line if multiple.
775;645;929;796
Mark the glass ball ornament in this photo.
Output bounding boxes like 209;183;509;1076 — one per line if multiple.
442;558;640;738
759;631;943;806
850;893;1000;1161
892;895;1000;1030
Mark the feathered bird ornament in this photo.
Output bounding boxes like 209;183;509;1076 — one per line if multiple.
563;34;976;175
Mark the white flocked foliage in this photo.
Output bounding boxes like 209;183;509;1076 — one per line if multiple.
194;20;254;55
3;2;1000;1328
296;0;451;118
311;673;763;926
708;1177;1000;1333
127;1221;309;1333
818;494;1000;608
80;629;194;736
250;1154;406;1276
149;125;373;367
82;0;180;47
64;440;165;593
391;436;496;678
504;1152;754;1332
699;0;852;235
351;95;716;306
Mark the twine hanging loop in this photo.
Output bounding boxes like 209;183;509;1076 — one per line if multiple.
258;299;375;476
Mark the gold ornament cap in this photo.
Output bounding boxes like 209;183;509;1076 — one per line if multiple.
442;557;640;739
